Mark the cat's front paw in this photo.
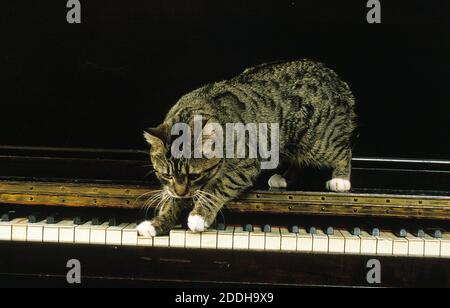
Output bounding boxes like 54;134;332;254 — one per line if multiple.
268;174;287;189
326;178;351;192
137;220;157;237
187;215;209;232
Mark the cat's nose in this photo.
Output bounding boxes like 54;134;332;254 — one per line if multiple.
174;184;188;197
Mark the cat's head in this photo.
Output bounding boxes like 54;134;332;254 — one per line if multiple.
144;122;222;199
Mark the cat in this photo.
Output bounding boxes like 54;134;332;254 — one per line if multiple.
138;59;356;236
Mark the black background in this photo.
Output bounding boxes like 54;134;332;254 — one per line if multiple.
2;0;450;159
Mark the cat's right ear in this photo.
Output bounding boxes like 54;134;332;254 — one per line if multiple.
143;123;168;154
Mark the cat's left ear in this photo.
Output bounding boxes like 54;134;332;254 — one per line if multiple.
143;123;168;153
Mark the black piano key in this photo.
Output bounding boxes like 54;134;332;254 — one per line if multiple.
326;226;334;236
397;229;408;238
291;225;299;234
1;211;17;222
352;227;361;236
416;229;425;238
73;216;85;225
244;224;253;232
28;213;44;223
372;228;380;237
263;225;271;233
216;223;225;231
46;214;61;224
308;227;317;235
433;230;443;239
108;217;118;227
91;217;103;226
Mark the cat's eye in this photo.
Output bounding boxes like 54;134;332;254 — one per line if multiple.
189;173;202;181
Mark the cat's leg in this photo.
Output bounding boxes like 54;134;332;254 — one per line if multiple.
188;160;260;232
326;150;352;192
137;198;183;236
268;166;299;189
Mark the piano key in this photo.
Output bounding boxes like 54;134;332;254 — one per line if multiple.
90;222;110;245
360;231;377;255
291;225;299;234
440;232;450;257
169;226;186;248
423;233;441;257
416;229;425;238
263;224;271;233
105;222;129;245
312;229;329;253
371;228;381;237
326;226;334;236
352;227;361;236
46;214;61;225
389;231;408;256
121;223;138;246
296;228;313;252
200;228;218;249
27;219;47;242
58;220;77;243
340;230;360;254
308;227;317;235
397;229;408;238
280;227;297;251
216;223;226;231
233;226;249;250
217;226;234;249
153;235;170;247
43;219;73;242
265;227;281;251
1;211;17;222
249;226;265;250
74;221;93;244
11;218;29;241
328;229;345;254
28;213;44;224
137;236;153;246
73;216;85;226
91;217;102;226
433;230;443;239
108;217;118;227
244;224;253;232
376;231;394;255
185;230;201;248
406;233;425;256
0;218;27;241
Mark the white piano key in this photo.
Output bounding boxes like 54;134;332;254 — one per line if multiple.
58;220;77;243
27;219;47;242
233;226;249;250
249;227;265;250
90;222;110;245
74;222;92;244
185;230;201;248
341;230;360;254
265;227;281;251
169;227;186;248
423;234;440;257
312;229;329;253
44;220;74;243
376;232;394;255
280;227;297;252
11;218;29;241
217;226;234;249
137;236;153;246
200;229;218;249
0;218;27;241
153;235;170;247
328;230;345;254
106;223;129;245
406;233;424;256
121;223;138;246
296;228;313;252
440;233;450;257
390;232;408;256
360;231;377;255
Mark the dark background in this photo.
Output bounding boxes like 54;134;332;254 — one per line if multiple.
2;0;450;159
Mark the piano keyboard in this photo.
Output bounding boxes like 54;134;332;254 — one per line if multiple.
0;213;449;258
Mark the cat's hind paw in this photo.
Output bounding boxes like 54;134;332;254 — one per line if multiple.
187;215;208;232
137;220;157;237
326;178;351;192
268;174;288;189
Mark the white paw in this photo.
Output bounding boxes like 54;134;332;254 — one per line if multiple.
137;220;157;237
187;215;208;232
268;174;287;189
326;178;351;192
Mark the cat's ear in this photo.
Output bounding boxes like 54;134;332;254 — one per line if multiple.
143;123;168;154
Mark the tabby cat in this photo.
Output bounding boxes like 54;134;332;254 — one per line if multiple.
138;59;356;236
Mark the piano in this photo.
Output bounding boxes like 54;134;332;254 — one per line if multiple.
0;146;449;287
